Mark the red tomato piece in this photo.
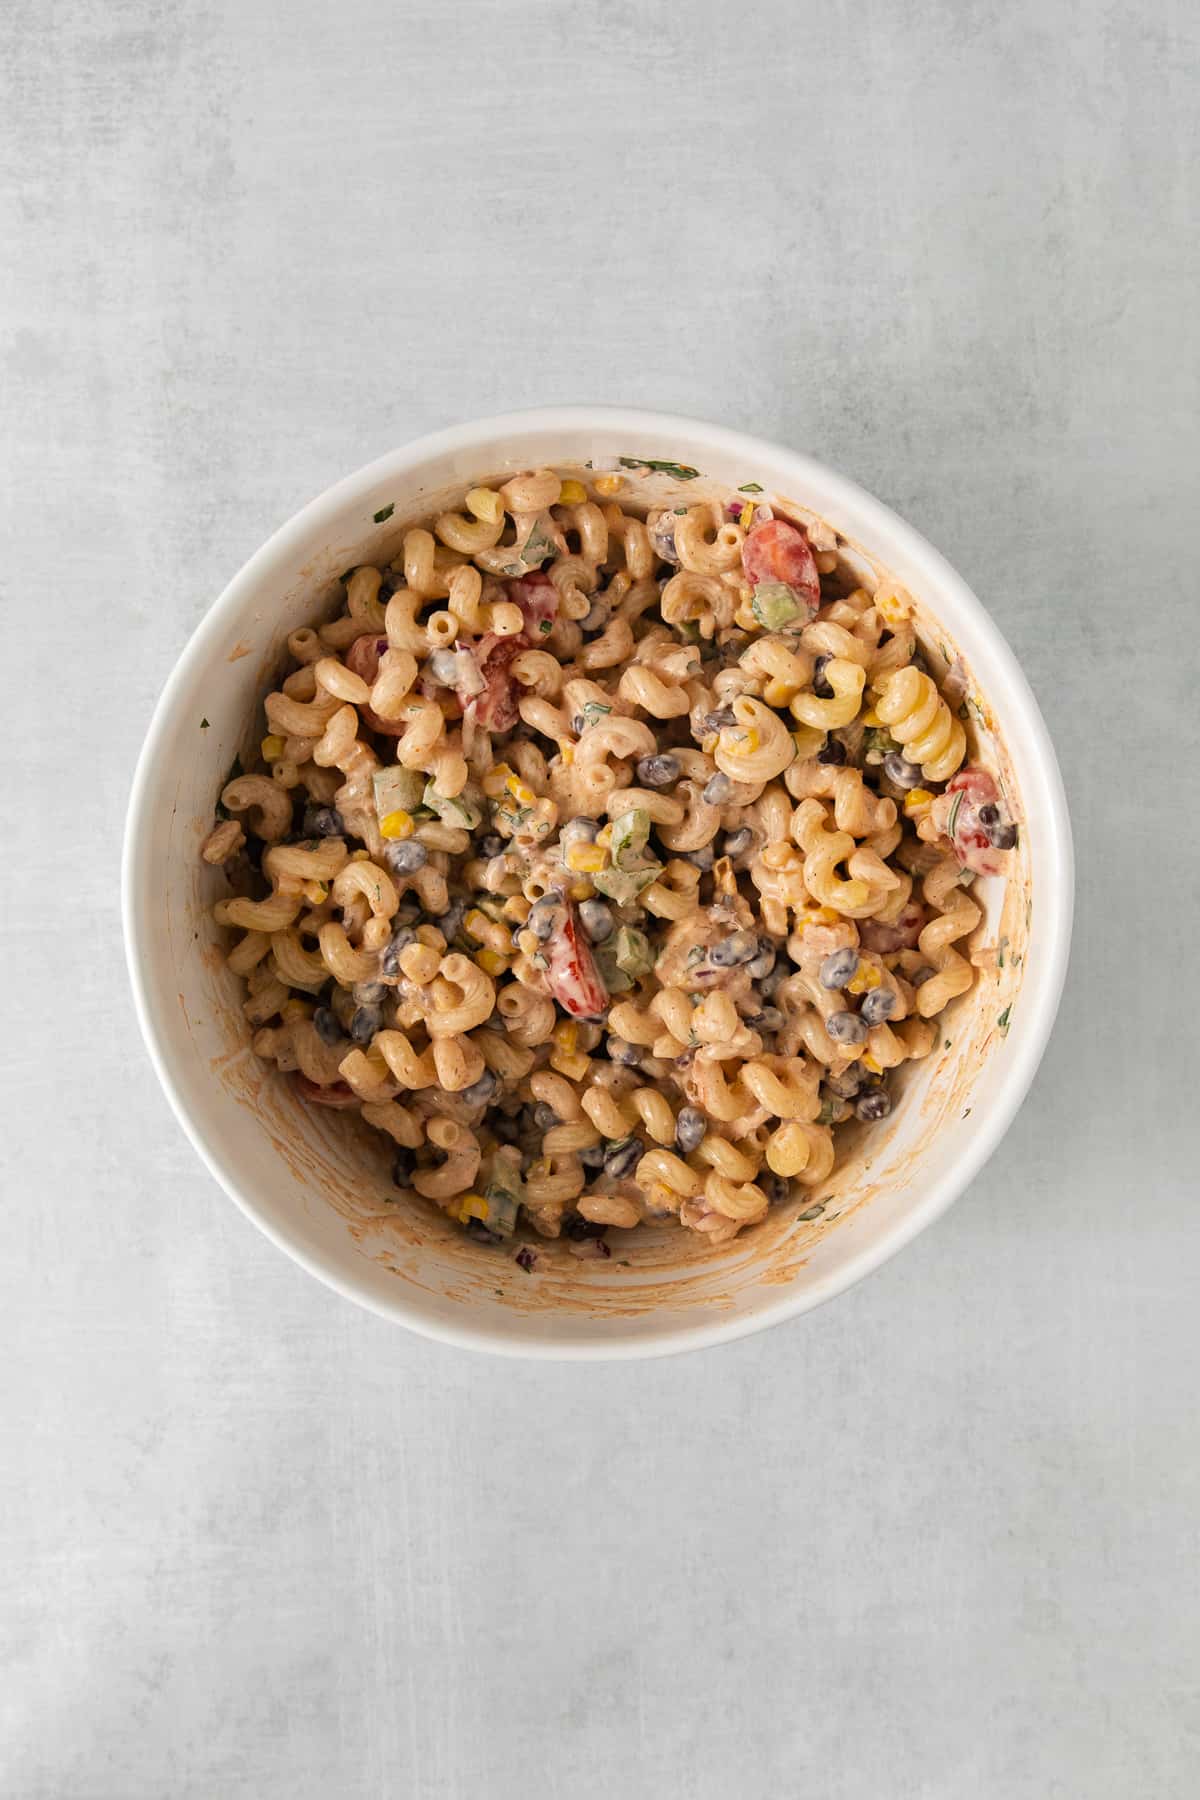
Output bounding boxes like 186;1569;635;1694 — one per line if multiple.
469;634;525;733
859;901;926;954
939;766;1007;876
508;570;559;638
292;1074;360;1108
741;518;821;616
543;902;609;1020
344;634;406;736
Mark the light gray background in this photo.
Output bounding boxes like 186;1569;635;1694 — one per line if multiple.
4;1;1197;1794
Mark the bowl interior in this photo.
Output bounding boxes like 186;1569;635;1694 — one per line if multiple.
125;412;1067;1356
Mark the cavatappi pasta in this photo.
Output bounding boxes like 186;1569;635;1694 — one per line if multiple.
203;471;1018;1255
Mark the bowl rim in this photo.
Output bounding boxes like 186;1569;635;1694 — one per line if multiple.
122;406;1074;1359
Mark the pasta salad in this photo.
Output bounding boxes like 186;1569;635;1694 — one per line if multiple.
202;465;1017;1254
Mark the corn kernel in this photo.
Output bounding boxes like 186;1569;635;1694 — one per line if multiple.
566;843;606;873
860;707;883;727
568;881;592;901
739;501;756;529
847;962;883;994
302;880;328;904
476;948;509;976
506;775;536;807
903;788;934;816
455;1191;489;1222
558;743;575;766
351;848;370;861
875;587;910;626
593;473;624;497
465;487;504;525
552;1051;590;1081
261;734;286;763
596;824;613;848
799;906;839;926
380;809;414;840
862;1053;884;1074
554;1022;578;1054
558;478;587;505
765;678;799;708
463;909;488;939
482;763;514;797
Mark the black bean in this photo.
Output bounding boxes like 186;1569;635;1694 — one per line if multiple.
819;947;859;990
860;986;897;1027
883;751;924;789
636;754;680;789
856;1089;893;1122
723;828;753;858
988;821;1018;850
350;1004;383;1044
978;803;999;826
817;739;847;765
437;901;466;942
353;980;387;1005
384;839;428;875
313;1006;342;1046
428;648;461;686
529;899;559;940
562;1212;609;1240
579;1144;607;1168
606;1036;642;1067
703;773;734;805
824;1067;862;1099
709;929;758;967
466;1219;504;1246
651;519;680;564
460;1070;498;1106
910;965;937;988
302;804;345;838
392;1148;415;1186
491;1115;521;1144
702;706;736;734
812;655;834;698
603;1137;642;1178
533;1103;559;1132
826;1010;869;1044
749;1005;784;1032
579;900;613;942
571;713;586;734
674;1106;706;1154
686;844;716;870
747;942;777;980
763;1173;791;1205
479;834;504;858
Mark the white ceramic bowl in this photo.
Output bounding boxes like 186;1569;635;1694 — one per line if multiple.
123;408;1072;1359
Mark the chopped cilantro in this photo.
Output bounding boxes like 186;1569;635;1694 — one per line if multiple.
946;789;964;842
997;1005;1012;1035
997;935;1009;969
618;457;701;481
580;700;612;728
538;619;552;634
737;482;764;494
373;503;394;524
944;1038;952;1049
797;1203;825;1222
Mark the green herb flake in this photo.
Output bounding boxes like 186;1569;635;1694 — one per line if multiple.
946;789;964;843
538;619;552;634
373;503;395;524
944;1038;952;1050
580;700;612;728
797;1203;826;1223
737;482;764;494
997;1005;1012;1036
618;457;701;481
997;935;1009;969
200;717;210;729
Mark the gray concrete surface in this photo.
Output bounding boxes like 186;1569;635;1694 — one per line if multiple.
4;0;1198;1794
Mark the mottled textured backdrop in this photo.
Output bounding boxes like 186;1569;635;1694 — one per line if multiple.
3;1;1198;1795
